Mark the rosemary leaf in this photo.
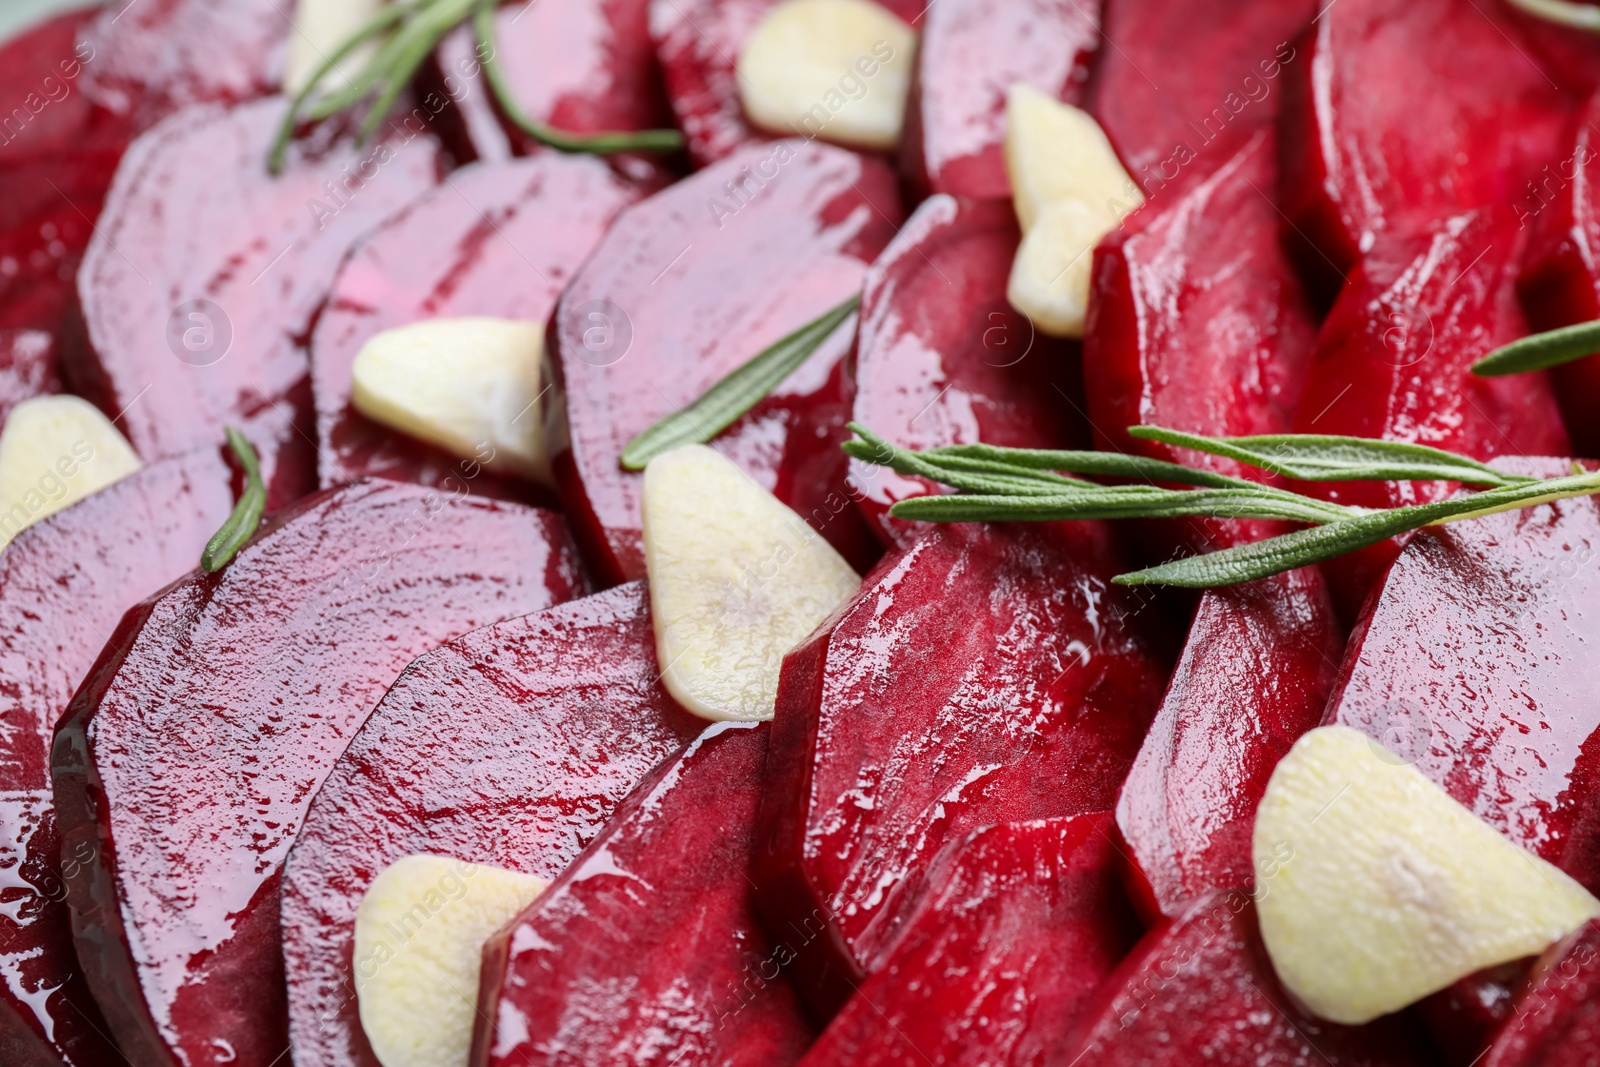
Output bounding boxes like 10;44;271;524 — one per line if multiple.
1505;0;1600;31
1472;319;1600;377
889;486;1356;526
620;295;860;470
921;441;1258;489
201;428;268;573
1128;426;1534;487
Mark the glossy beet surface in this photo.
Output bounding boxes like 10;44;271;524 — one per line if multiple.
797;814;1140;1067
1517;92;1600;458
1088;0;1314;195
1483;921;1600;1067
68;98;440;508
1323;457;1600;896
1419;965;1528;1067
1064;892;1437;1066
1291;212;1569;615
428;0;672;174
50;480;585;1067
1278;0;1570;276
0;449;232;1067
77;0;287;126
283;582;699;1067
847;194;1087;547
901;0;1098;200
0;332;61;424
549;139;896;583
648;0;922;167
312;155;638;497
756;521;1171;1016
1115;570;1341;921
476;721;812;1067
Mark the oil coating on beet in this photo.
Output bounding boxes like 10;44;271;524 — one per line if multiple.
847;194;1087;548
0;449;232;1067
50;480;585;1067
1482;920;1600;1067
313;155;638;497
755;520;1170;1017
1323;457;1600;897
900;0;1099;200
67;98;440;508
548;139;896;583
475;721;813;1067
283;581;700;1067
796;813;1140;1067
1062;891;1437;1067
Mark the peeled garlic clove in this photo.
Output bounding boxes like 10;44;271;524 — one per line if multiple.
284;0;387;96
1253;725;1600;1025
1006;199;1113;339
641;444;860;721
0;395;141;550
355;855;547;1067
1004;84;1141;233
350;317;551;485
737;0;916;151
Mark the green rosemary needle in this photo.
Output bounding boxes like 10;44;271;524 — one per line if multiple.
201;428;267;573
1472;319;1600;377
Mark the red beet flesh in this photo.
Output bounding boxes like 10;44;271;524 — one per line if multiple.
0;449;232;1067
1484;920;1600;1067
0;332;62;424
50;480;585;1067
67;98;441;508
755;520;1171;1017
900;0;1099;200
548;139;896;583
796;813;1141;1067
1324;457;1600;895
475;721;813;1067
847;193;1087;548
283;581;700;1067
312;155;638;498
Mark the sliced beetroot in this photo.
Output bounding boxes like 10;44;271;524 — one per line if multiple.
900;0;1098;200
550;138;896;583
755;520;1171;1016
67;98;440;508
1291;211;1569;616
648;0;922;167
1518;92;1600;458
1278;0;1570;277
1115;569;1341;922
1483;920;1600;1067
282;581;700;1067
77;0;287;126
796;813;1140;1067
847;194;1086;547
475;721;812;1067
1322;457;1600;896
1419;965;1529;1067
0;331;61;424
313;155;638;498
1087;0;1314;195
1063;891;1437;1067
50;480;585;1067
0;448;232;1067
426;0;673;175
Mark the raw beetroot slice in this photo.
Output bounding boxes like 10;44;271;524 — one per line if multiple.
900;0;1099;200
549;139;896;583
1279;0;1570;277
755;520;1171;1016
796;813;1140;1067
847;194;1086;548
0;449;232;1067
475;721;812;1067
1483;920;1600;1067
0;332;62;424
50;480;585;1067
1063;891;1437;1067
282;581;701;1067
67;98;440;508
313;155;638;497
1323;458;1600;897
1088;0;1314;195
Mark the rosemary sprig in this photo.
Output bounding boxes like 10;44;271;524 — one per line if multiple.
201;428;268;573
1472;320;1600;377
1506;0;1600;31
270;0;685;175
620;295;861;470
